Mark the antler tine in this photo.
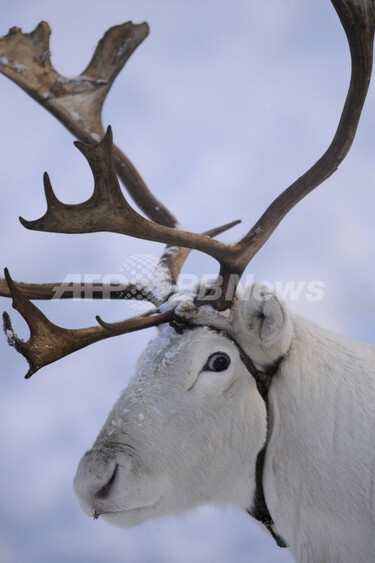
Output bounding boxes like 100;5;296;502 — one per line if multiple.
2;268;177;378
0;20;177;228
20;126;236;261
215;0;375;305
3;268;113;378
159;219;241;288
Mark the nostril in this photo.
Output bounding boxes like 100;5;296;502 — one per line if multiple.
94;464;119;499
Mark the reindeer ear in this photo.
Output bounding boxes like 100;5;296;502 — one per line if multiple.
234;283;292;350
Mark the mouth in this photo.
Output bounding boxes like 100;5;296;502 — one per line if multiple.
93;499;162;527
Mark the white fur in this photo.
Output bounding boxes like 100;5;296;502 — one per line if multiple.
73;283;375;562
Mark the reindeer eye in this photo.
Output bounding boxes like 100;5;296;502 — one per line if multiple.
204;352;231;372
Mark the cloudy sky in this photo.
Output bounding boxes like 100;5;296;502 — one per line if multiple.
0;1;374;562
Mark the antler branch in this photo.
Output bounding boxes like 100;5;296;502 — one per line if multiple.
0;278;158;302
224;0;375;279
20;127;237;261
0;20;177;227
0;218;239;303
1;219;239;377
1;0;374;379
2;268;177;378
16;0;375;310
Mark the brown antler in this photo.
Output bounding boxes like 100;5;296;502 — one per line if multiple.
0;18;240;304
1;0;374;378
0;18;241;376
0;218;239;303
20;127;238;257
15;0;375;309
217;0;375;292
3;268;178;378
0;20;176;227
0;277;147;301
1;218;239;377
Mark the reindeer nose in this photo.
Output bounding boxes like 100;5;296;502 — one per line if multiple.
73;448;119;517
94;464;119;499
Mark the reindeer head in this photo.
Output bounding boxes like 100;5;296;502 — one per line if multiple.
73;284;292;526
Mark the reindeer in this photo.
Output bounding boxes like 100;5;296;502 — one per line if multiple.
0;1;375;561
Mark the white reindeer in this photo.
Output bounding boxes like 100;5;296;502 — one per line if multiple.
0;1;375;561
73;284;375;562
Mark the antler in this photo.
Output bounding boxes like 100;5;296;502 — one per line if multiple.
7;0;375;310
0;20;176;227
221;0;375;287
1;217;239;378
0;218;239;303
3;268;178;379
1;0;374;377
20;127;238;256
0;18;241;376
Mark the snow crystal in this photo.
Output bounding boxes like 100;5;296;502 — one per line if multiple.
0;56;9;66
115;38;133;60
69;110;81;122
56;75;68;84
13;62;27;72
79;75;108;85
56;74;107;86
161;246;179;257
5;328;15;345
175;299;196;316
204;305;231;319
163;334;189;361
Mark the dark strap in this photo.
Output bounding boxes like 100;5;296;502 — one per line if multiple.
234;342;280;401
226;336;288;548
169;319;288;548
249;446;288;548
